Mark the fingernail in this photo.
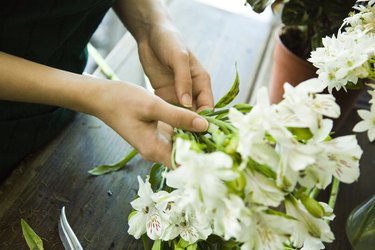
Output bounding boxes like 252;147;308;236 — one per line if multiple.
192;117;208;131
181;93;192;108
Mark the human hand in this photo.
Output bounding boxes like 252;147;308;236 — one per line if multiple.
93;81;208;167
137;24;214;111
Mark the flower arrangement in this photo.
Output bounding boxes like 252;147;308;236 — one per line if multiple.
126;75;362;250
308;0;375;141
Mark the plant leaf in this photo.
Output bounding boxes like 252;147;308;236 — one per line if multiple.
88;149;138;175
152;240;162;250
21;219;44;250
214;69;240;109
246;0;273;13
149;163;167;191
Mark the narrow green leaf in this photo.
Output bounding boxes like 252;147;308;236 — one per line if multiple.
214;69;240;109
87;43;120;81
174;238;190;249
88;149;138;175
142;234;150;250
152;240;162;250
149;163;167;191
246;0;272;13
21;219;44;250
187;243;198;250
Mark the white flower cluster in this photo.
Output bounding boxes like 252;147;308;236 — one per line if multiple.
353;83;375;140
128;79;362;250
308;0;375;93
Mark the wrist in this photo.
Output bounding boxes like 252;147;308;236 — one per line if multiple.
114;0;172;42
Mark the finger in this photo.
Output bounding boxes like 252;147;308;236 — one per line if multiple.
136;127;173;168
189;54;214;111
150;99;208;132
195;86;214;112
171;50;193;108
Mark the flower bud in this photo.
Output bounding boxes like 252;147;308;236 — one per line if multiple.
300;194;325;218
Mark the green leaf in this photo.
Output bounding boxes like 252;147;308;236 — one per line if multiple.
88;149;138;175
288;127;313;141
149;163;167;191
128;210;137;221
152;240;162;250
198;108;213;116
346;194;375;249
187;243;198;250
214;69;240;109
265;209;296;221
246;0;273;13
174;238;190;249
21;219;44;250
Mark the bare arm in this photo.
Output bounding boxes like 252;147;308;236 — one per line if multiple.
0;51;208;166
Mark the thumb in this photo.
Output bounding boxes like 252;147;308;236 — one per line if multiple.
150;98;208;132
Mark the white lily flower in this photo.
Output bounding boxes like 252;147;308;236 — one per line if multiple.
212;194;249;240
128;176;170;240
229;88;280;167
161;208;212;244
277;80;340;139
239;207;294;250
309;31;375;92
318;135;362;184
165;138;237;209
285;197;334;249
353;104;375;141
273;128;322;190
244;169;285;207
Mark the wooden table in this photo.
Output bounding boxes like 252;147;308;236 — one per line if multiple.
0;1;273;249
1;0;374;249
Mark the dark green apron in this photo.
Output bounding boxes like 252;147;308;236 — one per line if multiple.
0;0;116;181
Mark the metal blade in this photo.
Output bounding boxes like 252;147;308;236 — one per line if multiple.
58;206;83;250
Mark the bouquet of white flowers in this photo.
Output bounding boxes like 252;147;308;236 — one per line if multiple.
126;75;362;250
308;0;375;142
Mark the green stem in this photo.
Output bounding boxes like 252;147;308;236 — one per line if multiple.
142;234;149;250
204;116;235;134
328;177;340;210
198;134;216;150
87;43;120;81
171;140;177;170
158;167;169;191
309;187;320;199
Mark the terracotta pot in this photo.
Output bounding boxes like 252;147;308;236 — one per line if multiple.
269;32;317;104
269;29;363;131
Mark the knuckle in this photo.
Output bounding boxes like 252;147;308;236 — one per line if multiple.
140;97;159;117
177;50;189;61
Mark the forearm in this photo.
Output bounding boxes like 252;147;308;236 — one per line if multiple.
0;51;106;115
113;0;174;42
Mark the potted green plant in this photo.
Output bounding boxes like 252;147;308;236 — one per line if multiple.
248;0;356;59
246;0;357;104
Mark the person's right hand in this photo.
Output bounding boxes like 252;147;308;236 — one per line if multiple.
92;81;209;167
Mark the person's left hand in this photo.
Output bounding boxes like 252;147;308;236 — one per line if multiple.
137;23;214;112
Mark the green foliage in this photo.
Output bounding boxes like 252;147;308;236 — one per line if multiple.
246;0;356;59
346;194;375;249
214;69;240;109
21;219;44;250
149;163;167;191
88;149;138;175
